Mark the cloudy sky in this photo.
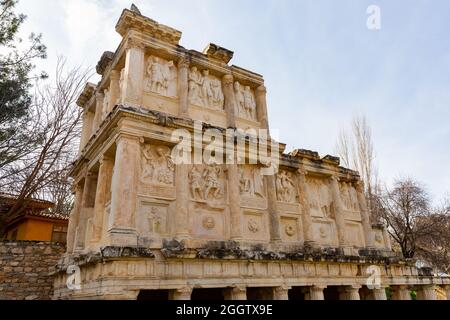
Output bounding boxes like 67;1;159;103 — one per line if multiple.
15;0;450;204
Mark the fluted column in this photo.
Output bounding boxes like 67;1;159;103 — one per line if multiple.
93;92;104;133
255;85;269;132
175;163;190;240
266;174;281;242
339;285;361;300
66;184;83;253
91;155;114;243
297;168;316;246
177;56;189;117
108;70;121;113
355;181;375;248
416;285;437;300
225;286;247;300
170;286;193;300
308;285;326;300
108;134;140;245
120;38;145;107
330;175;346;247
273;286;290;300
391;285;411;300
75;172;97;251
372;287;387;300
223;74;237;128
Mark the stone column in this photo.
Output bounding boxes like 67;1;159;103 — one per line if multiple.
255;85;269;132
391;285;411;300
266;174;281;242
273;286;290;300
177;56;190;117
297;168;316;247
75;172;97;251
108;134;140;245
330;175;346;247
108;70;121;113
372;287;388;300
93;92;104;134
79;110;95;153
170;286;193;300
120;38;145;107
66;185;83;253
355;181;374;248
227;165;242;240
416;285;437;300
444;285;450;300
308;285;326;300
223;74;237;128
224;286;247;300
175;163;190;240
339;285;361;300
91;155;114;243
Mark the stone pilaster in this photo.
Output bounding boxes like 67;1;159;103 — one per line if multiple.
170;286;193;300
372;287;388;300
75;172;98;251
79;110;95;153
297;168;317;247
177;56;189;117
355;181;375;248
66;185;83;253
273;286;290;300
391;285;411;300
175;164;190;240
308;285;326;300
224;286;247;300
93;92;104;134
330;175;346;247
222;74;237;128
266;174;281;242
339;285;361;300
108;134;140;246
416;285;437;300
120;38;145;106
255;85;269;132
227;165;242;240
91;155;114;244
108;70;121;113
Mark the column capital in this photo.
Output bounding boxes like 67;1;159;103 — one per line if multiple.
330;174;340;183
95;91;104;101
222;73;234;85
125;36;145;50
116;132;141;144
256;85;267;94
171;286;193;300
110;69;121;80
177;56;190;69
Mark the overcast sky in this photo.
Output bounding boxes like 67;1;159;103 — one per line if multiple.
15;0;450;204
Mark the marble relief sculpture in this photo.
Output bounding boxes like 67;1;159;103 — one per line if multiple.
188;67;224;109
144;56;177;97
141;145;175;185
276;170;296;203
189;165;224;201
239;166;265;198
234;81;256;120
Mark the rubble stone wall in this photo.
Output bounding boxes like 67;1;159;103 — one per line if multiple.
0;241;65;300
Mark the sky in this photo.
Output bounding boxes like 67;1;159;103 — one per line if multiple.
14;0;450;204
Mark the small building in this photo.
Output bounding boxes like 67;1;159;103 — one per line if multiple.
0;193;69;243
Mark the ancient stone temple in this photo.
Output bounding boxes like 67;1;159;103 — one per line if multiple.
54;6;450;300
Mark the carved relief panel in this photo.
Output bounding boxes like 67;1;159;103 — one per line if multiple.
340;182;361;220
306;178;332;218
276;170;297;203
190;205;227;240
139;144;176;199
188;67;224;110
343;222;364;247
137;199;171;243
144;55;178;97
280;215;303;243
239;165;267;209
311;220;338;246
234;81;257;121
243;211;269;241
188;164;226;206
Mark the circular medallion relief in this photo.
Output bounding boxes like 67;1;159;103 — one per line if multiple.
202;216;215;230
285;225;296;237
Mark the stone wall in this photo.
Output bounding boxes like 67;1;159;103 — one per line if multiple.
0;241;65;300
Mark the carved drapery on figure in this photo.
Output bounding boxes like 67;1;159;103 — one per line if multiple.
234;81;256;121
144;55;178;97
276;170;296;203
141;145;175;185
188;67;224;110
239;166;265;198
307;178;332;218
189;164;224;202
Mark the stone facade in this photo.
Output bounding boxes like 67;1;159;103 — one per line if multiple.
0;241;65;300
54;6;450;300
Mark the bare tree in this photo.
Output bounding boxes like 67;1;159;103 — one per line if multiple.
335;115;379;220
0;58;91;234
376;178;441;259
